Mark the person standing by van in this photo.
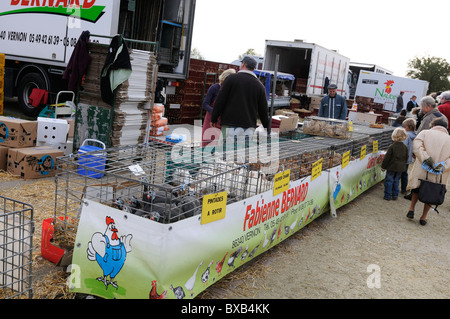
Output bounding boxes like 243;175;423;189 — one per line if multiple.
396;91;405;113
318;84;348;120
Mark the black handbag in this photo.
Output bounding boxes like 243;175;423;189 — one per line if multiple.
418;172;446;212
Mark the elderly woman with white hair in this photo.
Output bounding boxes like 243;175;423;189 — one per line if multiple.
406;117;450;225
417;95;446;133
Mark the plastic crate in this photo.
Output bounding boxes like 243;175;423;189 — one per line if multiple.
77;139;107;179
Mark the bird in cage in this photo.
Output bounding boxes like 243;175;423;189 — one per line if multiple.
178;195;201;218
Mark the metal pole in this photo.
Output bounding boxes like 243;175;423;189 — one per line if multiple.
268;54;279;135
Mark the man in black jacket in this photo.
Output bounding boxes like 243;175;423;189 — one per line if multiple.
211;56;269;139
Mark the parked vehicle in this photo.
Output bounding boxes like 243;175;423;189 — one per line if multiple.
349;62;393;99
354;70;429;112
0;0;196;116
263;39;350;105
254;69;295;109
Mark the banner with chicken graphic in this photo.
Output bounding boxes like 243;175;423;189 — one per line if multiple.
70;155;384;299
329;151;386;216
70;170;330;299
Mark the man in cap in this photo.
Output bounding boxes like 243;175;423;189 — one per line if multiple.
318;83;348;120
211;56;269;138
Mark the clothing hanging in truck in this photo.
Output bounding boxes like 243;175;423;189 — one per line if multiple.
100;35;132;106
63;30;92;92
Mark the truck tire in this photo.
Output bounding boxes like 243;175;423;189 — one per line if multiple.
17;72;49;117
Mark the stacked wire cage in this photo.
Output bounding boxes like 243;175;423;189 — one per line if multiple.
351;122;395;151
273;138;332;181
350;132;371;159
352;123;385;153
301;136;353;168
0;196;33;299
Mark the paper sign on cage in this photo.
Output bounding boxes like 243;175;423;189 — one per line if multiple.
201;191;228;225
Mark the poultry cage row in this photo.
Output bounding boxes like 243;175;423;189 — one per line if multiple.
352;122;396;150
52;122;392;248
0;196;33;299
285;122;393;162
53;138;333;241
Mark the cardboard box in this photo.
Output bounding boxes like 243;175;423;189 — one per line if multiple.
37;117;69;144
66;118;75;138
0;145;8;171
348;110;381;124
37;140;73;156
271;114;299;133
7;146;64;179
0;116;37;148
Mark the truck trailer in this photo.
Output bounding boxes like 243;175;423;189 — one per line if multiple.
263;39;351;105
349;62;393;99
0;0;196;116
354;70;429;113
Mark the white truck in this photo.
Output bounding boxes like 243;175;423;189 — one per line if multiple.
263;39;351;105
0;0;196;116
349;62;393;99
354;70;429;112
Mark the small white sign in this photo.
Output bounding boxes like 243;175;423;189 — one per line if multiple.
128;164;146;176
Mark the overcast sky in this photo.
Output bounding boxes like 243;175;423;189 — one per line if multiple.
191;0;449;77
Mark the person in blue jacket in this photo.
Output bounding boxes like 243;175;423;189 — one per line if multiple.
318;84;348;120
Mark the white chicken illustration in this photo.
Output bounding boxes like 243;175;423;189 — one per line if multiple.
185;260;203;297
87;216;133;290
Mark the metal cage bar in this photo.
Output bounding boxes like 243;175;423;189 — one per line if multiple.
0;196;34;299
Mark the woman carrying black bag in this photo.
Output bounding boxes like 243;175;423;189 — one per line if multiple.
406;116;450;226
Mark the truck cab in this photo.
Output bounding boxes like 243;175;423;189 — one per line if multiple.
0;0;196;116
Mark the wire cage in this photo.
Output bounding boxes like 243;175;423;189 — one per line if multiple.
53;137;333;245
279;128;311;141
352;124;384;152
0;196;33;299
350;132;372;159
301;136;353;168
352;122;395;150
276;138;332;181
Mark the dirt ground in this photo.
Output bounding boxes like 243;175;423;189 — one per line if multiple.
2;170;449;299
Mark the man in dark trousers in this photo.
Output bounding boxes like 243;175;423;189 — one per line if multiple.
211;56;269;140
396;91;405;113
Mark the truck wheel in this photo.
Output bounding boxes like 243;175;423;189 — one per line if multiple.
17;72;49;117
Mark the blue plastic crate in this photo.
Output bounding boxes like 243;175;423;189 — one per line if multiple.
77;139;106;179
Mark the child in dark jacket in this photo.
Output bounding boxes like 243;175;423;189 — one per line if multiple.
381;127;409;200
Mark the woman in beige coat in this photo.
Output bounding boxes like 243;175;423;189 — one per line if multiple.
406;117;450;225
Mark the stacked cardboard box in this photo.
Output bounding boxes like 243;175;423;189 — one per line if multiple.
0;116;64;179
80;43;159;147
113;49;159;146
